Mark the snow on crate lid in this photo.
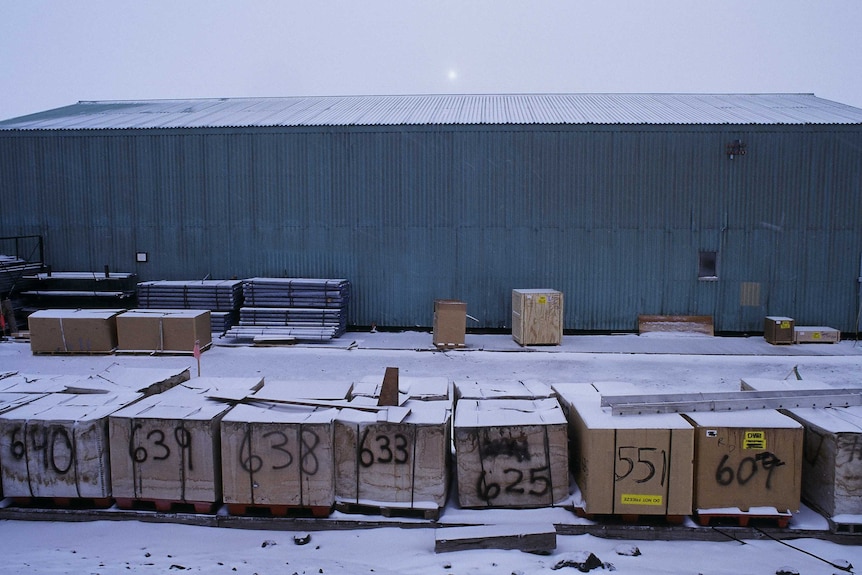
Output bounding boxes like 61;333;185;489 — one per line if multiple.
454;398;566;427
454;379;555;400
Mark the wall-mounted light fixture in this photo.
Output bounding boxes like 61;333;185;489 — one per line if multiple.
726;139;747;160
135;251;148;263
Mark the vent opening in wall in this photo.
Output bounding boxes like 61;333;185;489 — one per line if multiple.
698;251;718;280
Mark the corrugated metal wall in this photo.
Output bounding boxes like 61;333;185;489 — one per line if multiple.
1;124;861;332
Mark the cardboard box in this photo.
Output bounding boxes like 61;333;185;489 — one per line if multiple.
221;400;337;511
453;397;569;508
0;391;141;500
109;377;263;506
553;383;694;516
433;300;466;348
333;399;451;512
741;378;862;517
684;409;803;513
764;316;794;345
512;289;563;346
116;309;211;353
794;326;841;344
28;309;123;353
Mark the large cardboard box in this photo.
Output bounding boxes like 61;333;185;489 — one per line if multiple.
0;391;141;501
333;399;451;513
433;299;466;348
116;309;211;353
109;377;263;508
221;402;337;512
512;289;563;346
794;326;841;344
553;383;694;516
741;378;862;517
28;309;123;353
764;316;794;345
454;397;569;508
684;409;803;513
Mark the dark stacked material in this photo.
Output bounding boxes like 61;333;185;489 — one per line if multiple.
137;280;243;333
226;278;351;342
0;255;43;297
18;272;138;324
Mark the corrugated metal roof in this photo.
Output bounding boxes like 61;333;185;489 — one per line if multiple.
2;93;862;130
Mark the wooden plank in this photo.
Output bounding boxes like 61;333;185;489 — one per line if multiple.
435;523;557;553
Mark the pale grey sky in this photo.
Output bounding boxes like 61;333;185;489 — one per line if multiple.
1;0;861;121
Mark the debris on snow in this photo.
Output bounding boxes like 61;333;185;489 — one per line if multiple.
613;544;641;557
551;551;604;572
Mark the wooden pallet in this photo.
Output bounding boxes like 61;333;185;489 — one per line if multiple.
225;503;332;518
573;507;686;525
434;342;466;350
695;509;791;528
114;497;217;514
114;341;212;356
8;496;113;509
32;348;116;355
334;501;441;520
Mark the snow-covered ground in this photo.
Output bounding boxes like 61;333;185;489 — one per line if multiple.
0;332;861;575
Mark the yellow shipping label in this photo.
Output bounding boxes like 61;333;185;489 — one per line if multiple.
620;494;663;506
537;296;547;304
780;321;790;329
743;430;766;450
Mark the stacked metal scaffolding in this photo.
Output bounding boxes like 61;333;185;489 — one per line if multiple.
136;279;244;333
225;278;351;342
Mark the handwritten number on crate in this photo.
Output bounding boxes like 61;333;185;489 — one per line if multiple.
476;465;551;502
715;452;786;489
239;428;321;476
359;429;410;468
615;446;668;486
129;423;194;471
20;425;75;475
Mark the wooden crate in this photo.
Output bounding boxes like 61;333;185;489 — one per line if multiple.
333;399;451;512
638;315;714;336
512;289;563;346
763;316;794;345
453;398;569;508
116;309;212;353
0;391;141;500
109;377;263;506
433;299;466;348
28;308;123;353
684;409;803;513
741;378;862;517
454;379;555;400
221;401;337;510
553;383;694;516
794;326;841;344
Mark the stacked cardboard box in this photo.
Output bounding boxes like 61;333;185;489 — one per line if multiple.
28;308;123;353
453;397;569;508
116;309;211;353
553;383;694;516
741;378;862;519
334;399;452;515
109;377;263;510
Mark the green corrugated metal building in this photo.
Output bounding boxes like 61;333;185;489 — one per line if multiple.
1;93;861;333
